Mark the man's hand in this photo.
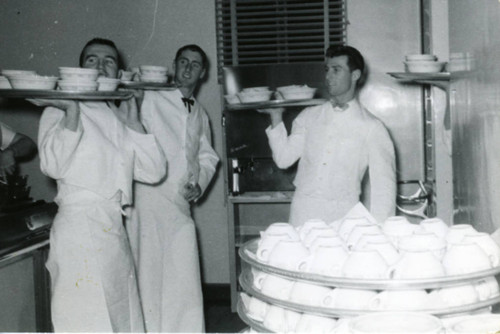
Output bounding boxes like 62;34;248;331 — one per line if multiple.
26;98;80;131
257;107;285;128
113;95;146;134
182;182;202;203
0;150;16;176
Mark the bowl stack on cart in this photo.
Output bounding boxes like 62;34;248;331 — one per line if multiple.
236;207;500;333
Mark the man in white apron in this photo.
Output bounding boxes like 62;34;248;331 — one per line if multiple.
127;44;219;332
29;38;167;332
260;45;396;226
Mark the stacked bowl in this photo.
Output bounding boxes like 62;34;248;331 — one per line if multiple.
276;85;317;100
58;67;99;91
139;65;168;83
404;54;447;73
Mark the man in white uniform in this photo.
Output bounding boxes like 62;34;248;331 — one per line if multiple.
29;38;167;332
261;45;396;226
0;122;36;175
127;44;219;332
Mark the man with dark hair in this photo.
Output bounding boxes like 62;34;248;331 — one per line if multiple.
260;45;396;226
79;37;125;70
127;44;219;332
27;38;167;332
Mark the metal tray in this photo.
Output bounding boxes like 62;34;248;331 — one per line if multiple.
237;298;273;333
387;72;451;81
239;238;500;290
0;89;134;100
226;98;326;111
119;81;177;90
239;269;500;317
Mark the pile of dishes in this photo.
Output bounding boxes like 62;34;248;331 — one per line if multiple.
276;85;316;100
404;54;447;73
138;65;168;83
237;214;500;332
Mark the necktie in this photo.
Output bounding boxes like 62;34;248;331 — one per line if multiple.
182;97;194;113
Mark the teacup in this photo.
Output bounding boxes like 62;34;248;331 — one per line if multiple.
445;224;478;244
308;235;345;253
398;232;447;259
295;313;337;333
289;281;333;306
246;296;269;322
262;222;300;240
473;276;500;301
342;249;390;279
429;284;479;307
283;309;301;333
369;289;430;311
442;242;492;275
256;233;292;262
345;224;383;249
388;249;445;279
348;312;443;334
118;70;137;81
418;217;449;239
338;216;372;240
354;233;390;250
251;268;267;290
262;305;288;332
297;218;329;240
302;226;338;248
323;288;378;309
307;245;348;276
382;216;418;244
259;274;295;300
462;232;500;267
363;240;400;265
267;239;310;271
449;314;500;334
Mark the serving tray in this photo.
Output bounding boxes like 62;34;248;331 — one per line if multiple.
239;238;500;290
239;268;500;317
387;72;451;81
119;81;177;90
226;98;327;111
0;89;134;100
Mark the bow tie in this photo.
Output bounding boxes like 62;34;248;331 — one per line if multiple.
330;101;349;111
182;97;194;113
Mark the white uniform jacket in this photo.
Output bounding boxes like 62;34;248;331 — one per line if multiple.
266;99;396;225
127;89;219;333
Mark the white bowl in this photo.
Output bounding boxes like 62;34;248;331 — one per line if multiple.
1;70;37;78
8;75;58;90
404;61;446;73
57;79;98;92
237;90;273;103
97;77;120;91
224;94;240;105
405;54;437;62
448;314;500;333
140;65;168;76
59;67;99;81
349;312;443;334
0;76;12;89
276;85;317;100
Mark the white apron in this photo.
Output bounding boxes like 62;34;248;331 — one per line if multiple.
46;190;144;332
127;182;204;333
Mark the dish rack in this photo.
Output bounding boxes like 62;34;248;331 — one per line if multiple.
237;238;500;332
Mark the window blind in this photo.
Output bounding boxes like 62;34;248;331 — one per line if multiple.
215;0;347;69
